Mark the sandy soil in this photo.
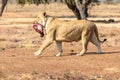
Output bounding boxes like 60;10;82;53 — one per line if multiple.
0;22;120;80
0;3;120;80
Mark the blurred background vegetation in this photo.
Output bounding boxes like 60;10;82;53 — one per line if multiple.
0;0;120;19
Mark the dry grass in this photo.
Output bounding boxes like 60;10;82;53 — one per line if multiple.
0;71;106;80
3;3;72;18
89;3;120;17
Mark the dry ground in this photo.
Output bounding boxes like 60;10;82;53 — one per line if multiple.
0;3;120;80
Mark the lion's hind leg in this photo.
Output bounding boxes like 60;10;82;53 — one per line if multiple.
90;32;102;54
55;41;63;57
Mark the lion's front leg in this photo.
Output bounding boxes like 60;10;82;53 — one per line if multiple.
34;39;53;56
77;35;89;56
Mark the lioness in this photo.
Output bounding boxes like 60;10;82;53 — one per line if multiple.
33;12;106;57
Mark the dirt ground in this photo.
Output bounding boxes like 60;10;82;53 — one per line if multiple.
0;3;120;80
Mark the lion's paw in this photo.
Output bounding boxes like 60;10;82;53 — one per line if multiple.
55;52;61;57
34;51;40;56
76;53;84;56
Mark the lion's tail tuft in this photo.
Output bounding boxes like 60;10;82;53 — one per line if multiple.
100;38;107;43
104;39;107;42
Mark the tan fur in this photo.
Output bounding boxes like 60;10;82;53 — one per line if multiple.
34;12;106;56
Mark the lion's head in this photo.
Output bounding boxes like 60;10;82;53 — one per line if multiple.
34;12;47;27
33;12;47;37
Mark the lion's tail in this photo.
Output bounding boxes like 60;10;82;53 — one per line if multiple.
94;24;107;43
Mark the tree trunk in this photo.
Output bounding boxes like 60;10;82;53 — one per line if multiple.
66;0;90;20
0;0;8;16
67;4;81;20
75;0;87;19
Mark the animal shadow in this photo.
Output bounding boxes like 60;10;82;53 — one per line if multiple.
87;51;120;55
68;50;120;56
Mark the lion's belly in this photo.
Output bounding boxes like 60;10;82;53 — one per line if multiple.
56;36;81;42
55;29;81;42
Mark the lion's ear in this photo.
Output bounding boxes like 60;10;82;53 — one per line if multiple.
43;12;46;17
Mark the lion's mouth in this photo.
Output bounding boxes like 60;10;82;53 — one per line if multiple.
33;24;44;37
